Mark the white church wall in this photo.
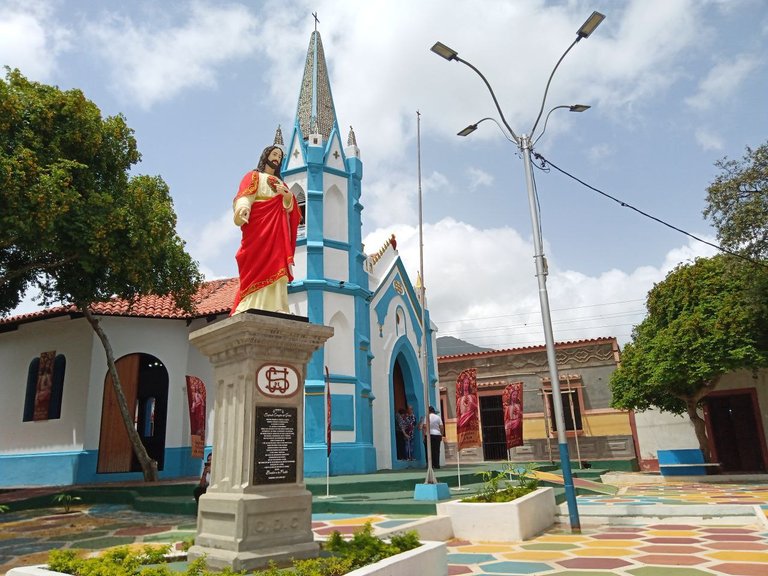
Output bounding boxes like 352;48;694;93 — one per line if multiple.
83;316;193;451
370;290;425;470
0;318;93;454
293;246;308;280
288;294;309;317
186;317;220;446
323;177;348;242
326;302;355;375
324;247;349;281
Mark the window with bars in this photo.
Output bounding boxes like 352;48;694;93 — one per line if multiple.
544;384;583;433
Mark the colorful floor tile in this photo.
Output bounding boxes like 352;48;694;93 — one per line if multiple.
3;480;768;575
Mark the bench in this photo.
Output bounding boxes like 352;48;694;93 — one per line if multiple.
657;449;719;476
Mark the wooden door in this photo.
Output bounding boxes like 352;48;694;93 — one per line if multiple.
706;390;767;473
97;355;139;473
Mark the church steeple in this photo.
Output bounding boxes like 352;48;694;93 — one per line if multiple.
296;30;338;143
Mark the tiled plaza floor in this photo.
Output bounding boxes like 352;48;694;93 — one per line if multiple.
2;481;768;575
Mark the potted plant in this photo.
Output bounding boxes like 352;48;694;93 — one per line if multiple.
436;462;556;542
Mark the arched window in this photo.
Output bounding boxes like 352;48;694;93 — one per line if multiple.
23;352;66;421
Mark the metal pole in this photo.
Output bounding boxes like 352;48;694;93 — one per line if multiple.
566;376;583;467
540;388;554;463
417;110;437;485
520;134;580;530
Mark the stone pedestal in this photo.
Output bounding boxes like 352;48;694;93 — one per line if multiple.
187;311;333;571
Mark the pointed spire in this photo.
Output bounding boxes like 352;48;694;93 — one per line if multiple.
296;30;338;142
347;126;357;147
273;125;285;154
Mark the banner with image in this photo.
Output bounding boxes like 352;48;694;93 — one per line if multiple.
503;382;524;449
455;368;481;451
185;375;207;458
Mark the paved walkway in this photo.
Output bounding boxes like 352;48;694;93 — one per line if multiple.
2;482;768;575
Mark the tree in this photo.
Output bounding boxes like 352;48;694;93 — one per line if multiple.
610;255;768;461
1;69;203;481
704;142;768;259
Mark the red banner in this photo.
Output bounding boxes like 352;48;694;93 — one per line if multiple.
325;366;332;457
185;376;207;458
456;368;481;451
503;382;524;449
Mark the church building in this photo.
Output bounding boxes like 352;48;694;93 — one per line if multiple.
0;29;439;487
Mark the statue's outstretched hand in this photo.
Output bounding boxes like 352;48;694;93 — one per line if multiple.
235;205;250;225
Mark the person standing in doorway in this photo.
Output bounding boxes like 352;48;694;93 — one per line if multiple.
420;406;444;469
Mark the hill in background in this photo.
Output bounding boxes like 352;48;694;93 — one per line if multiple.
436;336;492;356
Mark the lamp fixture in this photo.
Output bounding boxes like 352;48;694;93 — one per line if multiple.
577;11;605;39
430;41;458;61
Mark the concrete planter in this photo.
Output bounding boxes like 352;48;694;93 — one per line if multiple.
346;540;446;576
436;487;556;542
7;541;447;576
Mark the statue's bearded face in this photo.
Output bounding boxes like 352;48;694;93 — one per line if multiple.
266;148;283;169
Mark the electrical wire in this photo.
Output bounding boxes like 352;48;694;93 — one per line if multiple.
532;151;768;270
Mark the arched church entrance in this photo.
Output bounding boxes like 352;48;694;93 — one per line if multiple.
391;352;422;466
97;353;169;473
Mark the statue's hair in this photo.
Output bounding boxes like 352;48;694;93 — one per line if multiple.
256;145;283;179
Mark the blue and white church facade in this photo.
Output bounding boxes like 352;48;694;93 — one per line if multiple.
0;30;439;486
283;30;439;475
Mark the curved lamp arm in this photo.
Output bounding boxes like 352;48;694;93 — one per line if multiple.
457;117;515;143
530;11;605;137
532;104;590;147
431;42;519;144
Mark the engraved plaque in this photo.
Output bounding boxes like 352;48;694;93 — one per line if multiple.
254;406;297;484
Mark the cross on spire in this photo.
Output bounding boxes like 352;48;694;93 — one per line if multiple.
312;12;319;31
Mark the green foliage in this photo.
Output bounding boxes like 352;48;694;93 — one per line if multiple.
610;255;768;416
137;545;171;565
180;537;195;552
47;549;83;574
463;462;539;503
321;522;420;573
0;503;9;513
0;68;202;316
52;492;82;513
292;556;354;576
45;524;420;576
704;142;768;259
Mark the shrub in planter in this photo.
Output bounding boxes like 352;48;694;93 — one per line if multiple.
463;462;540;503
41;523;423;576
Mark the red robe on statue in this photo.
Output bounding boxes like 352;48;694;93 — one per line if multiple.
230;170;301;315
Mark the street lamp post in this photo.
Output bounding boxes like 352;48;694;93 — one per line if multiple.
431;10;605;532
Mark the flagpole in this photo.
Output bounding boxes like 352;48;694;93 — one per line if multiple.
417;110;437;485
322;366;334;499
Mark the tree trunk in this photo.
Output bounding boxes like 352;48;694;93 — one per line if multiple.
685;398;712;463
82;307;158;482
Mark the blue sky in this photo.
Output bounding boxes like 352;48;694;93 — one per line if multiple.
3;0;766;348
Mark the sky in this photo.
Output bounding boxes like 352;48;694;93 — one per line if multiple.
2;0;766;351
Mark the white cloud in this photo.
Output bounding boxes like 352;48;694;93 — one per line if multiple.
587;144;614;163
365;222;720;349
245;0;712;175
467;167;494;191
0;0;71;80
685;54;761;111
694;128;724;151
86;1;259;108
183;209;240;278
